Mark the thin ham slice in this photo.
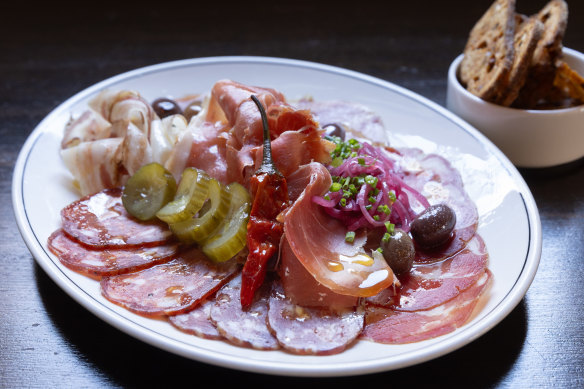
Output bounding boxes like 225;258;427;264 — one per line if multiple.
210;274;279;350
100;248;238;317
169;298;222;340
367;235;488;312
61;188;172;249
48;229;178;278
283;162;395;298
267;280;364;355
361;269;492;344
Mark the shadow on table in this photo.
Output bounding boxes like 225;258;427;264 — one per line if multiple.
36;263;527;388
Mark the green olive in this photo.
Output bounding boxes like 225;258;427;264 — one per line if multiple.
381;228;415;274
122;162;177;221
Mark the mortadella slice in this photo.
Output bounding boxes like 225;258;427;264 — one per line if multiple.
101;247;238;317
48;229;178;278
61;188;172;248
267;280;364;355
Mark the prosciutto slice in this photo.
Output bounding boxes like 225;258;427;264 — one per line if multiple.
283;162;395;298
61;188;172;248
48;229;178;278
361;269;491;344
367;235;489;312
101;248;238;317
267;280;364;355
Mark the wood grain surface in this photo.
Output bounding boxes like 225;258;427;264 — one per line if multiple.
2;1;583;387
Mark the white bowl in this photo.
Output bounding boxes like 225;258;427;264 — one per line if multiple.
447;47;584;168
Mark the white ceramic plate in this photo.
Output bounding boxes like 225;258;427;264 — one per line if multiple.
12;56;541;377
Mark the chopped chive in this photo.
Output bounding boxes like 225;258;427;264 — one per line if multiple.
343;190;352;198
376;247;383;253
368;196;376;204
340;198;347;207
330;182;342;192
382;232;391;243
365;175;378;187
388;191;397;202
365;204;372;211
345;231;356;243
384;221;395;234
373;215;380;221
358;157;366;165
323;195;330;200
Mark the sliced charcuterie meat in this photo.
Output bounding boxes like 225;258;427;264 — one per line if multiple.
61;188;173;248
367;235;488;312
398;149;479;261
169;298;222;340
48;229;178;278
267;280;365;355
361;269;491;344
101;247;239;317
210;274;279;350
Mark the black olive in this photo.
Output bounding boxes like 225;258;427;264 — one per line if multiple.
410;204;456;250
183;101;203;121
323;123;346;140
152;98;182;118
381;228;415;274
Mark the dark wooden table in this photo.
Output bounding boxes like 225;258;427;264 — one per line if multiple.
2;1;583;387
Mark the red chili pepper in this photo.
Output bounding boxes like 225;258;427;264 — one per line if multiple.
240;95;290;309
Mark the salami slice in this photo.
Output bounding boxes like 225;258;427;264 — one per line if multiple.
267;280;364;355
61;188;172;248
48;229;178;278
210;274;279;350
101;247;239;317
169;298;222;340
361;269;492;344
367;235;489;312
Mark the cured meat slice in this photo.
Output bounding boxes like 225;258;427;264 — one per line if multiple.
267;280;364;355
361;269;492;344
398;149;479;261
283;162;395;297
61;188;172;248
169;298;222;340
295;99;389;145
367;235;488;311
101;248;238;317
279;237;359;309
48;229;178;278
210;274;279;350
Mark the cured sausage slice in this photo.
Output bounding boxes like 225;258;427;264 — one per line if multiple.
361;269;492;344
101;248;238;317
210;274;279;350
169;298;222;340
267;280;365;355
48;229;178;278
61;188;172;248
367;235;489;312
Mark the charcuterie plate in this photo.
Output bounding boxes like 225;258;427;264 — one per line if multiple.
12;56;541;377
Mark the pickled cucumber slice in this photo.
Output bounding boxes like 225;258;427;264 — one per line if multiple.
156;168;211;224
202;182;251;262
122;162;177;221
170;178;231;243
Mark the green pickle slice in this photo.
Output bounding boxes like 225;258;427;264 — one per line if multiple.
202;182;251;262
122;162;177;221
170;178;231;244
156;168;211;224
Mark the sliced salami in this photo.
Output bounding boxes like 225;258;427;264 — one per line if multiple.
101;247;239;317
61;188;172;248
367;235;489;312
210;274;279;350
48;229;178;278
169;298;222;340
361;269;492;344
267;280;364;355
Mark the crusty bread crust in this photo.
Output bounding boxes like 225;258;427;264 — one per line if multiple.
496;17;544;106
459;0;516;101
532;0;568;67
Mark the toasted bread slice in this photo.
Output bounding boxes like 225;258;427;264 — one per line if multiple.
496;17;544;106
532;0;568;67
459;0;516;101
554;61;584;104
